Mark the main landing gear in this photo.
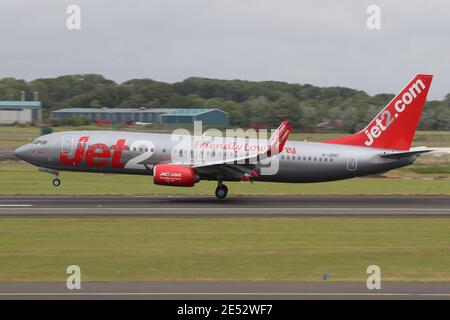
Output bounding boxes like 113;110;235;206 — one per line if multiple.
52;172;61;187
215;181;228;199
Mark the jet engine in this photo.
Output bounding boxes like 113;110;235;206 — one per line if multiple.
153;164;199;187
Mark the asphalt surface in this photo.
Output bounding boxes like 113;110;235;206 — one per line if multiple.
1;282;450;300
1;196;449;300
0;195;449;218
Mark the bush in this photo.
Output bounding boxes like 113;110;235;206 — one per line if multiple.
50;116;91;127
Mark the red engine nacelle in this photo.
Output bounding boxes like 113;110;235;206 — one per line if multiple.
153;164;198;187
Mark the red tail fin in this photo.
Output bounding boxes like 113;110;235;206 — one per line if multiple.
324;74;433;150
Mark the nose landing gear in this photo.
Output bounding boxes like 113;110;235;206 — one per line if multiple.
52;172;61;187
215;181;228;199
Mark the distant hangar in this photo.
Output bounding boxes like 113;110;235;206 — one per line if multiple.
51;108;229;126
0;101;42;125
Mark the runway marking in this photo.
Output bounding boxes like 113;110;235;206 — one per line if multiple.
0;207;448;211
0;205;32;207
0;292;427;296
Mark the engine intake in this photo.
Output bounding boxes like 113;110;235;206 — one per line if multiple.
153;164;198;187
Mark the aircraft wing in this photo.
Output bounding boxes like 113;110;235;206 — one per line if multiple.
194;120;292;167
171;120;292;180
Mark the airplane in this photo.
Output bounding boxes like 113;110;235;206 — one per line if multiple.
14;74;433;199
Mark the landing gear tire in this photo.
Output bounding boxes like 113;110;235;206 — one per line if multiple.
215;184;228;199
52;178;61;187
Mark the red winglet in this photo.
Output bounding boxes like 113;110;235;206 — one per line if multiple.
269;120;292;154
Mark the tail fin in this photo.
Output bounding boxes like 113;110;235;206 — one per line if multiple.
323;74;433;150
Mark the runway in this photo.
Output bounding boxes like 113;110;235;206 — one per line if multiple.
1;196;450;300
1;282;450;299
0;195;449;218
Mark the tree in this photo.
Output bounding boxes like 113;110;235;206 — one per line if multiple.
0;74;448;131
297;104;319;131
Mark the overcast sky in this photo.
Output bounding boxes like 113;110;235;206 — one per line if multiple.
0;0;449;99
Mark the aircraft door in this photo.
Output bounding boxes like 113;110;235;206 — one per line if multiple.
43;141;53;163
346;152;358;171
61;135;74;157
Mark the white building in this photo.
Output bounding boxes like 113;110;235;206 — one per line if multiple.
0;101;42;124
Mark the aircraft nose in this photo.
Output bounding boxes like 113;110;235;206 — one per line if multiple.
14;144;30;161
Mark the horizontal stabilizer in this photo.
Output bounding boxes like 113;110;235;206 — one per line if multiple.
380;147;433;159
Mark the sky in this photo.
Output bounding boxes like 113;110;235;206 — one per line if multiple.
0;0;449;100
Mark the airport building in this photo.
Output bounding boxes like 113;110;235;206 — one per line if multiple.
51;107;229;126
160;108;229;126
0;101;42;125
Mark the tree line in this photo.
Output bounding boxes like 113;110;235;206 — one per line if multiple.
0;74;449;132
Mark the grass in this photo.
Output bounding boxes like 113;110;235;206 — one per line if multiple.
400;166;450;174
0;162;449;195
1;218;450;282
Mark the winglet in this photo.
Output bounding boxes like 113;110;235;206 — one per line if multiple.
269;120;292;155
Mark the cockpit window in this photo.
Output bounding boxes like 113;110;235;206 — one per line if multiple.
32;140;48;145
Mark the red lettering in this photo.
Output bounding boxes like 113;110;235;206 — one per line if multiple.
111;139;126;169
59;136;128;168
282;146;296;154
59;136;89;166
85;143;110;167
